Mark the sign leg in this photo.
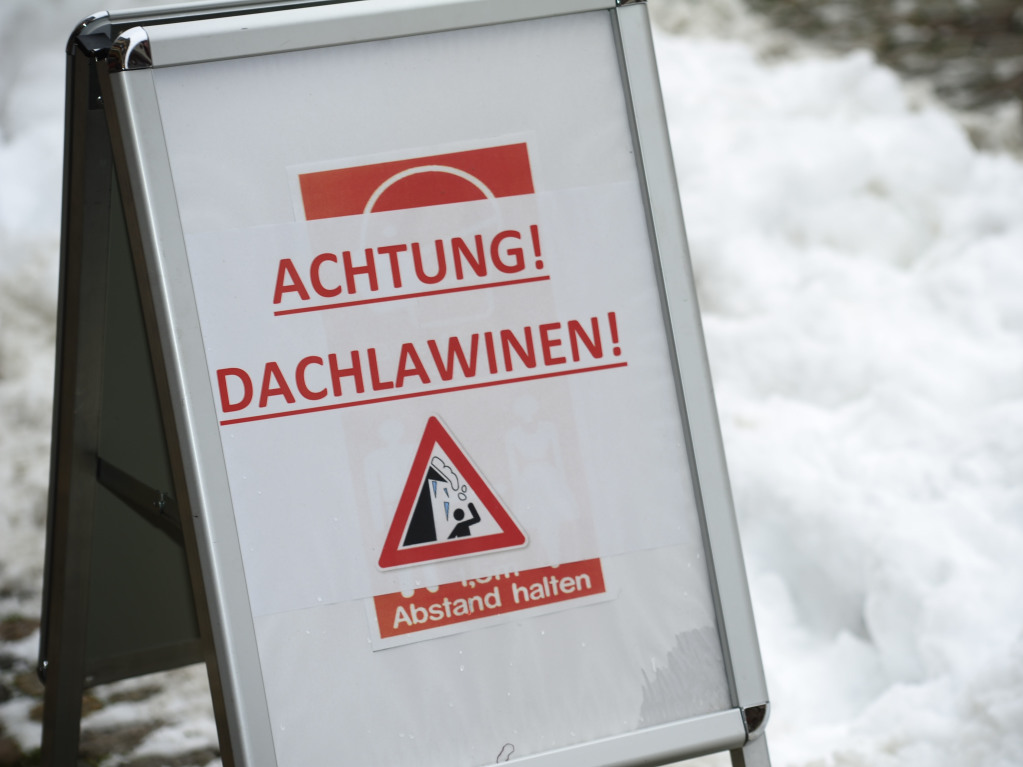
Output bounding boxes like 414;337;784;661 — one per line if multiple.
40;643;88;765
730;735;771;767
40;53;109;763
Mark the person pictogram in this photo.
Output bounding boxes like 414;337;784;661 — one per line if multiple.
447;503;481;539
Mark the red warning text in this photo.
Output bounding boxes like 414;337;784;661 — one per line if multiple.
215;311;625;426
273;224;548;316
373;558;606;639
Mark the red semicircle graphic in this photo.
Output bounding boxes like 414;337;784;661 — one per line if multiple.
371;171;490;213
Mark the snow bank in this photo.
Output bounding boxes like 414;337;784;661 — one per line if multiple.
1;0;1022;765
651;11;1023;766
0;0;69;606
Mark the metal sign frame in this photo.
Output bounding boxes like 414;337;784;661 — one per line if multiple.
43;1;770;765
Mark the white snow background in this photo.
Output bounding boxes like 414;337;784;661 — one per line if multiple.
1;0;1022;765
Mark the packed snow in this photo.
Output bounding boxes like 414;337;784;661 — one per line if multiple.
1;0;1021;765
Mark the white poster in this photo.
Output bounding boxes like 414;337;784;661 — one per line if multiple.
153;10;730;765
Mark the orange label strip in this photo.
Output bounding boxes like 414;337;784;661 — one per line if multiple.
374;558;606;639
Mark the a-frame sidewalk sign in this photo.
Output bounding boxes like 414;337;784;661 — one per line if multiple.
41;1;772;765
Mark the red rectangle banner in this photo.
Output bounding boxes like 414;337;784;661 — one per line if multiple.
299;143;535;220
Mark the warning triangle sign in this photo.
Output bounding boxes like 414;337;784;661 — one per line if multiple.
378;417;526;569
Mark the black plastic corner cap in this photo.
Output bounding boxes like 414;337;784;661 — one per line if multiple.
67;11;112;56
742;703;770;740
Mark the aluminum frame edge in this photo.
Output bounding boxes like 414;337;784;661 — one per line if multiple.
612;0;770;715
509;709;746;767
97;64;279;767
143;0;616;66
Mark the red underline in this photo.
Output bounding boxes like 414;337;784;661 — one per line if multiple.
219;360;628;426
273;275;551;316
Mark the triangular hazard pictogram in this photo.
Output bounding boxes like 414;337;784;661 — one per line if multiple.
379;417;526;569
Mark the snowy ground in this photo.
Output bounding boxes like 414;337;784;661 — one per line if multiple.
1;0;1022;765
